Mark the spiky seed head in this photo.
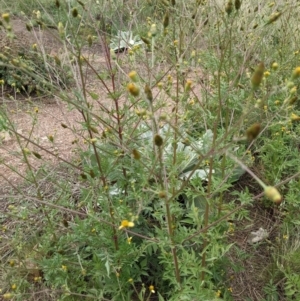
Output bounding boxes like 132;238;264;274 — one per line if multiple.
163;11;169;29
58;22;65;37
128;71;138;82
2;13;10;23
251;62;265;89
158;191;167;198
154;134;163;147
144;84;153;102
246;123;261;141
266;12;282;25
149;24;157;37
26;23;32;31
271;62;278;70
141;37;151;45
292;67;300;79
127;83;140;97
234;0;241;10
87;35;93;47
132;149;141;160
291;113;300;121
72;8;78;18
89;126;99;134
225;0;233;15
185;80;193;92
264;186;282;204
32;151;42;159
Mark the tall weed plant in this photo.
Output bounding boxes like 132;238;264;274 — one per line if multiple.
1;0;300;300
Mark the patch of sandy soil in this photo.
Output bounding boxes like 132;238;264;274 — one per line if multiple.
0;100;83;187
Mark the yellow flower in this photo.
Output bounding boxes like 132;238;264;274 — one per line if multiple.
264;71;270;77
283;235;289;240
61;265;67;272
11;284;17;290
127;237;132;244
215;290;221;297
119;220;134;230
149;285;155;293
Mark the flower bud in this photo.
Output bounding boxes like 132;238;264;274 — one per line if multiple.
2;13;10;23
132;149;141;160
127;83;140;97
144;84;153;102
128;71;138;82
266;12;282;25
158;191;167;198
154;134;163;146
72;8;78;18
225;0;233;15
246;123;261;141
149;24;157;37
292;67;300;79
234;0;241;10
264;186;282;204
251;62;265;89
185;80;193;93
163;11;169;29
271;62;278;70
87;35;93;47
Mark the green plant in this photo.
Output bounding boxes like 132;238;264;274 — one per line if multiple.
1;0;300;301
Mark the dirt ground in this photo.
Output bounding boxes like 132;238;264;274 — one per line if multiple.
0;18;110;187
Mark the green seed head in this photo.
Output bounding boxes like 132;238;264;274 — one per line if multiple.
264;186;282;204
132;149;141;160
144;84;153;102
163;11;169;29
234;0;241;10
225;0;233;15
246;123;261;141
251;62;265;89
154;134;163;147
72;8;78;18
